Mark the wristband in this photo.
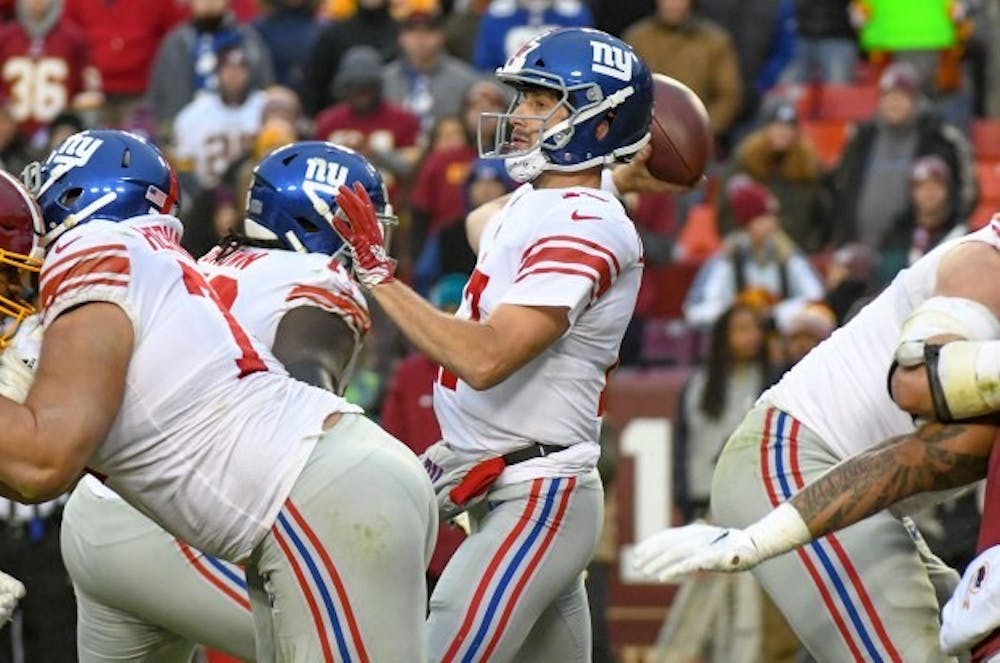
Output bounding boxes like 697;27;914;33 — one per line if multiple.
744;502;811;561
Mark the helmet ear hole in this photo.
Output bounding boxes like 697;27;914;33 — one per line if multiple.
121;148;131;168
59;187;83;207
296;216;321;234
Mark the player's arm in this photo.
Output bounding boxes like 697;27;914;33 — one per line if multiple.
0;303;131;502
369;284;567;390
634;419;995;582
271;306;358;394
334;182;568;390
890;241;1000;420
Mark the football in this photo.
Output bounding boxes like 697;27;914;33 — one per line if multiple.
646;73;712;187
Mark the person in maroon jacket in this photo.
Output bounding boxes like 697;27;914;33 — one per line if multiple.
380;273;468;594
313;44;421;204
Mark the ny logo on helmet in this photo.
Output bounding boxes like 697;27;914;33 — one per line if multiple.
303;157;349;218
50;134;103;169
590;41;634;82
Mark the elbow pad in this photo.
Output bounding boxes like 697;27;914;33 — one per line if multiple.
895;296;1000;367
932;339;1000;420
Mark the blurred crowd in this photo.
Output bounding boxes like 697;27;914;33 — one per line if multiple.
1;0;999;660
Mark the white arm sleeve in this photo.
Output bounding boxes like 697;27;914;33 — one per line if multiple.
894;296;1000;367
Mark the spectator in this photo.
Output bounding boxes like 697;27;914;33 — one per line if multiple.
380;273;468;594
0;102;31;175
412;157;513;293
314;45;422;194
0;0;103;143
172;45;265;254
624;0;743;141
697;0;797;126
301;0;398;116
591;0;651;39
718;101;828;251
472;0;593;73
878;154;968;283
253;0;321;95
674;303;771;520
684;176;824;330
42;109;83;155
822;241;879;323
382;7;480;132
147;0;274;142
442;0;489;62
779;300;836;368
783;0;858;84
827;61;976;250
63;0;186;127
408;80;507;262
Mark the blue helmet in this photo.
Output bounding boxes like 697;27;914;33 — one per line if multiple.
479;27;653;182
244;141;396;256
26;130;179;247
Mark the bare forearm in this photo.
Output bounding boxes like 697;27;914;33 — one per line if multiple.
790;422;992;538
369;280;499;386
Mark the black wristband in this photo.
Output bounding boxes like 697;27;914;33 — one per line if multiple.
923;344;955;422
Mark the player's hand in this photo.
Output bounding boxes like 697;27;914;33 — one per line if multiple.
612;145;703;195
0;315;42;403
633;522;761;583
332;182;396;289
0;570;25;628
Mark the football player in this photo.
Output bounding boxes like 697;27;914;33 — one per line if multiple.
333;27;653;661
55;141;389;661
1;130;435;661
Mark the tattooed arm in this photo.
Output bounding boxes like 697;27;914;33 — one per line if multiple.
633;420;996;582
791;420;995;538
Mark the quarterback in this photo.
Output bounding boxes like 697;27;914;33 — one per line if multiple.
334;26;652;661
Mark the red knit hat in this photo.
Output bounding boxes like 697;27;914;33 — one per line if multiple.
727;176;778;227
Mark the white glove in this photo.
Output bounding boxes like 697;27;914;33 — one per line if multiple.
633;503;811;583
0;314;42;402
941;544;1000;655
0;570;25;628
633;522;761;582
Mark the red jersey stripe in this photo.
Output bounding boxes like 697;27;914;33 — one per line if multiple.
41;255;130;307
286;285;371;334
43;243;128;277
520;234;621;274
517;246;615;297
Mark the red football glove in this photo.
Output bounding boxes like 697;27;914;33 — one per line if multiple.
332;182;396;289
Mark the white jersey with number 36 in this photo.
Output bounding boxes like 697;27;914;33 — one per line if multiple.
39;214;358;561
432;184;643;485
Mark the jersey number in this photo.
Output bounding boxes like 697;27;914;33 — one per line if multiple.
437;269;489;390
3;57;68;124
207;274;238;311
178;261;265;378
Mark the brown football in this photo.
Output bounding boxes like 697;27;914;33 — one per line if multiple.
646;73;712;187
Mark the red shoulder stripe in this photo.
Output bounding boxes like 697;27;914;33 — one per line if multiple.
41;255;130;308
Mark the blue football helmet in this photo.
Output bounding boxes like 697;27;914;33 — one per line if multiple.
24;130;179;248
479;27;653;182
244;141;396;256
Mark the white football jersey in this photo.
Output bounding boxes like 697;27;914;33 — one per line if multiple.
763;220;1000;458
172;91;265;189
197;245;370;348
432;184;643;485
40;215;359;561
